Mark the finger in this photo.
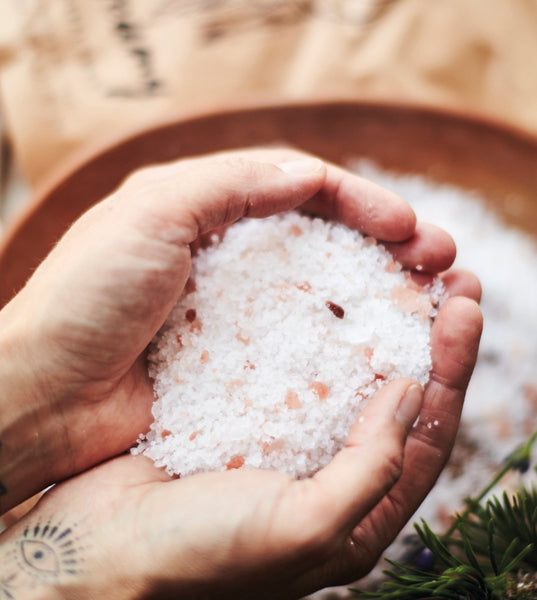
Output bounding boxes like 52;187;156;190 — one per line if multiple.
121;154;328;244
350;296;482;561
177;146;417;243
410;269;482;302
300;379;423;539
301;163;416;242
382;223;456;274
441;268;482;302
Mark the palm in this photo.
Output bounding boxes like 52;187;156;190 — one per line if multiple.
23;293;481;600
1;148;481;525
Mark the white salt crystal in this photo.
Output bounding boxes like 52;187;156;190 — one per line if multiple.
134;212;441;479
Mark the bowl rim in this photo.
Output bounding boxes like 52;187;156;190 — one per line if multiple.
2;96;537;267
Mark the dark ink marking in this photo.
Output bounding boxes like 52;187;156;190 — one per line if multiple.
116;21;137;41
147;79;161;91
0;580;15;600
10;519;83;584
56;528;72;542
21;540;60;574
105;1;163;97
131;47;148;59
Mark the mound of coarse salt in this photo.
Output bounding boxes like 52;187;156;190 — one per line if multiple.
133;212;443;479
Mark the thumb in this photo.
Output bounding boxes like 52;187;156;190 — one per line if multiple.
304;379;424;539
118;153;327;246
18;153;327;373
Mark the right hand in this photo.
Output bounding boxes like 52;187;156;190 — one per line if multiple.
0;147;471;514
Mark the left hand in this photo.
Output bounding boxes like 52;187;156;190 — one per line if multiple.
0;291;482;600
0;147;458;513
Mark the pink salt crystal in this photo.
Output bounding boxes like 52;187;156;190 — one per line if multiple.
386;260;397;273
226;379;243;393
523;384;537;409
296;281;312;292
189;321;202;333
289;224;303;236
364;347;374;361
236;331;250;345
309;382;330;400
489;416;512;440
285;390;303;409
226;456;245;470
390;286;433;321
200;350;210;364
262;439;286;454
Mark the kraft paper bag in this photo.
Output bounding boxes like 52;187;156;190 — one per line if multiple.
0;0;536;188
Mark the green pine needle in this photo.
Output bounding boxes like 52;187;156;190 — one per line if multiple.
352;433;537;599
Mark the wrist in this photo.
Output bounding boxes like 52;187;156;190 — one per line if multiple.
0;303;72;515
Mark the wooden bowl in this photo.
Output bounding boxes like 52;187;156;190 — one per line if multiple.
1;100;537;308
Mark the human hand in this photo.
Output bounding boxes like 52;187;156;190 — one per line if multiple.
0;147;459;513
0;291;482;600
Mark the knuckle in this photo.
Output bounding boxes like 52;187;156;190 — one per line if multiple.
378;443;404;487
220;156;261;181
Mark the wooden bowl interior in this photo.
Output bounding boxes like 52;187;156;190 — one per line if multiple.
1;101;536;308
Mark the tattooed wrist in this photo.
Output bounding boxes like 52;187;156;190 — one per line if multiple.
0;517;82;600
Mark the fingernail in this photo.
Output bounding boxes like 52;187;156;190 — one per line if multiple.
276;158;324;176
396;384;423;432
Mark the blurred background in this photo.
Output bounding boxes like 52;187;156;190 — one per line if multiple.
1;0;537;225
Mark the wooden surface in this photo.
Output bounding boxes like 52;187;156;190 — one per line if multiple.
1;100;536;308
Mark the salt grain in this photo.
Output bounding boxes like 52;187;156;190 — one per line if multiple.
134;212;442;479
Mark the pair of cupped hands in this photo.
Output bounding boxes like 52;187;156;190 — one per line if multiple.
0;148;482;600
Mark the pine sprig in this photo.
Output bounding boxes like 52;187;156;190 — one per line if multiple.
352;433;537;599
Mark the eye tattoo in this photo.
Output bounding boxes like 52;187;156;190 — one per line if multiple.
2;518;84;592
19;521;81;577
